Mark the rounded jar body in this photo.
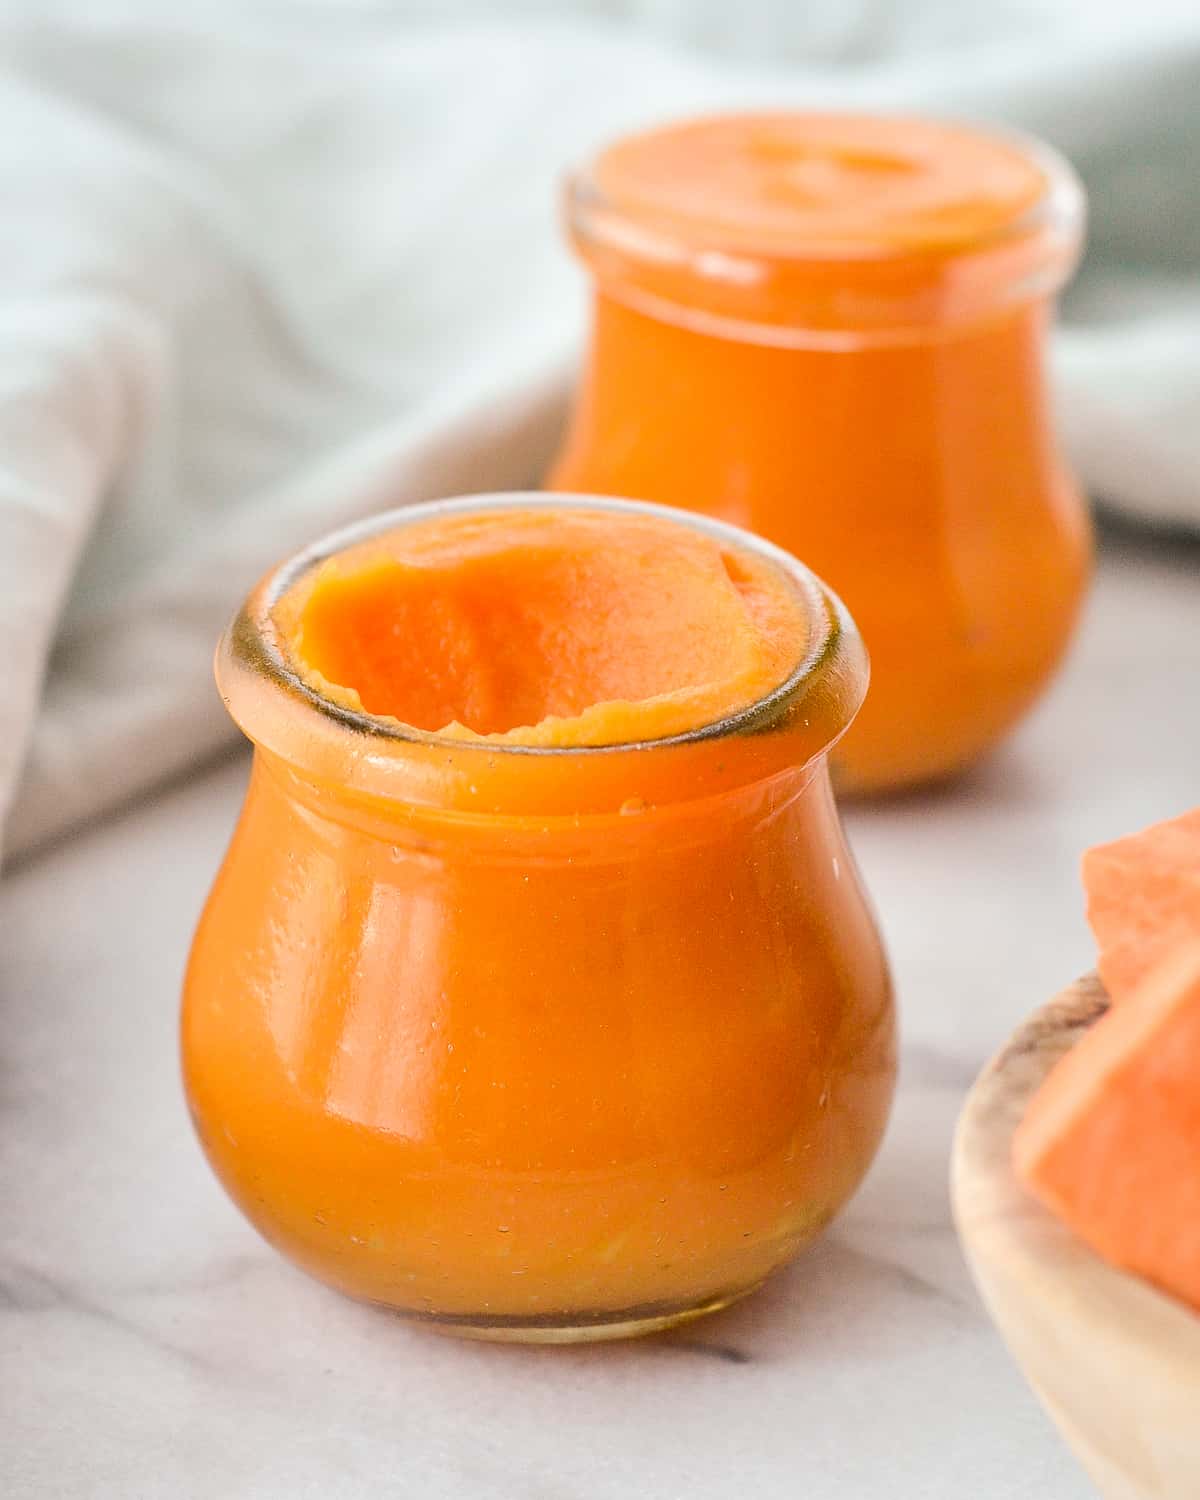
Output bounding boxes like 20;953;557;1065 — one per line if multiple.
182;495;896;1340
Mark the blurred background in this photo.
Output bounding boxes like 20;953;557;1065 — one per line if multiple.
0;0;1197;862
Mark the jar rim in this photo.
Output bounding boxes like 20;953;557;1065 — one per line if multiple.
219;494;868;815
565;110;1086;343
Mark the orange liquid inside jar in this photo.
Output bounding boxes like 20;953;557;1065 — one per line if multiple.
548;113;1091;792
182;495;895;1341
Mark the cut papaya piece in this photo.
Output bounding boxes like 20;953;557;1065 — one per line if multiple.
1013;942;1200;1313
1082;807;1200;1003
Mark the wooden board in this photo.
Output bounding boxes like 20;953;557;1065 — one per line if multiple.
952;976;1200;1500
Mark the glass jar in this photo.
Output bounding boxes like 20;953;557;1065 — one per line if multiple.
548;112;1091;792
182;494;895;1342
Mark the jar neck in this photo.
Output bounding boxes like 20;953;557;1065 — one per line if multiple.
575;257;1066;353
256;743;831;860
586;276;1056;359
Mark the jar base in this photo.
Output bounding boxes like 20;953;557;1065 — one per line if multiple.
400;1282;764;1345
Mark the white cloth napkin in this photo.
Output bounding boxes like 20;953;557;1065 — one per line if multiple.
2;2;1198;861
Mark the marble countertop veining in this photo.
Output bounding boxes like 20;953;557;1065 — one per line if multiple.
3;529;1197;1500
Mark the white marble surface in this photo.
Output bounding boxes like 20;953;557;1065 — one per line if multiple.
3;527;1198;1500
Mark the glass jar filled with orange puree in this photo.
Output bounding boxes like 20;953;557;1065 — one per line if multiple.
549;113;1091;792
183;495;895;1341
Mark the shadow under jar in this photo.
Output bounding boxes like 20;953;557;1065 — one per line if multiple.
548;112;1092;793
182;494;895;1342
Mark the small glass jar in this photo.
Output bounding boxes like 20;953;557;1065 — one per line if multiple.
549;112;1091;792
182;494;895;1342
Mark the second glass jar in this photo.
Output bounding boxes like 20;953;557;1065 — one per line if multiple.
549;112;1092;792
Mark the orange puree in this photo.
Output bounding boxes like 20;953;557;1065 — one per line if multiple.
549;112;1091;791
590;112;1047;265
182;496;895;1339
281;508;807;746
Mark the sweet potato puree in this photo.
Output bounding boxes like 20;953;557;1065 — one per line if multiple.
182;498;895;1338
278;508;808;746
549;113;1091;791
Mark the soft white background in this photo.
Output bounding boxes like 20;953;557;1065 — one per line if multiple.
0;0;1198;860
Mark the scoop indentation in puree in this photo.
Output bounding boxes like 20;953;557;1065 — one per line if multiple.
276;509;807;747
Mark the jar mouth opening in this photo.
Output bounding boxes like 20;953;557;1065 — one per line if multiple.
565;110;1085;342
228;494;854;759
